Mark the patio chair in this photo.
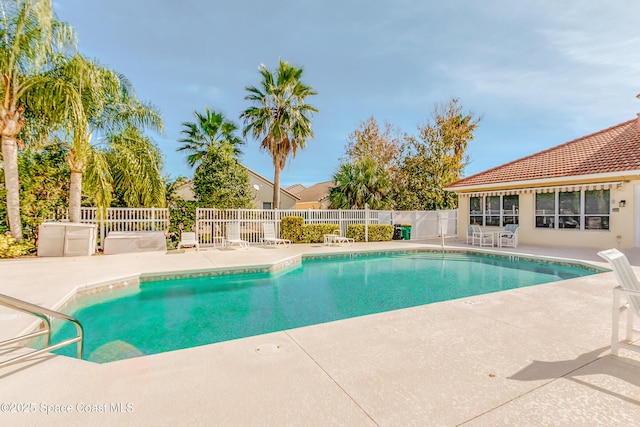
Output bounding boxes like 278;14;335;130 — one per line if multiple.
177;232;199;251
225;223;249;249
331;230;354;246
500;225;519;248
260;222;291;247
470;224;493;247
597;248;640;356
466;224;474;245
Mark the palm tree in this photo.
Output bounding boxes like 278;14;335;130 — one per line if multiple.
241;60;318;208
102;127;166;208
0;0;78;241
178;107;244;169
56;55;164;220
329;157;392;210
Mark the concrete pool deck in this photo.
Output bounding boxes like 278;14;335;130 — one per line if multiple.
1;240;640;426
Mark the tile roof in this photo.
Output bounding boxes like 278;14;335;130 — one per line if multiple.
448;118;640;189
285;184;307;195
296;181;335;203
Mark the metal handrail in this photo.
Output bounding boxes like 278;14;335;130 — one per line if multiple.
0;293;83;368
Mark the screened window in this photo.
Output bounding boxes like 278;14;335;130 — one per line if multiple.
535;189;610;230
470;197;483;225
503;195;519;225
558;191;580;228
469;195;519;226
535;193;555;228
485;196;501;226
585;190;610;230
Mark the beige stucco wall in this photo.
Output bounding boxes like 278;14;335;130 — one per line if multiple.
456;180;638;249
175;177;297;209
249;175;297;209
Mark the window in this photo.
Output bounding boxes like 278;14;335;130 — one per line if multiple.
535;193;555;228
558;191;580;228
503;195;519;225
485;196;500;226
585;190;610;230
469;195;519;226
262;202;272;210
470;197;483;225
535;189;610;230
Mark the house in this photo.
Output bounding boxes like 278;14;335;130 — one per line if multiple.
446;118;640;249
175;166;300;209
287;181;334;209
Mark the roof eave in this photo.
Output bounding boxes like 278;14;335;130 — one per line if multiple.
448;170;640;193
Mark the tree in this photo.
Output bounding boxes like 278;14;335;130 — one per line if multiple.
178;107;244;169
0;0;78;240
192;142;253;209
55;55;164;219
102;127;166;208
329;157;392;210
395;98;480;210
0;143;70;239
241;60;318;208
343;116;401;171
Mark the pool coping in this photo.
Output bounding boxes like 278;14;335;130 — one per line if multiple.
21;245;609;363
2;241;640;425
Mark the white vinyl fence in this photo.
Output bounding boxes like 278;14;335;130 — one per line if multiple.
195;208;458;246
64;207;456;250
78;207;170;249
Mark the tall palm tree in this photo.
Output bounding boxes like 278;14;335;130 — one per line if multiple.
178;107;244;169
56;55;164;220
241;60;318;208
0;0;78;240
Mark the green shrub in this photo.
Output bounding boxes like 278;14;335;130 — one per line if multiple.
0;233;34;258
280;216;304;243
346;224;394;242
167;200;199;248
301;223;340;243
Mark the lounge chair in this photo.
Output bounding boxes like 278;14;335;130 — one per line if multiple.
499;224;519;248
225;223;249;249
331;230;354;246
470;224;493;247
261;222;291;247
177;232;199;251
597;248;640;356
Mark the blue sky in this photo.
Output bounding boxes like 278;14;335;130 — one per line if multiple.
55;1;640;188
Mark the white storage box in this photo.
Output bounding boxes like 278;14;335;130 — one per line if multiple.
37;222;97;257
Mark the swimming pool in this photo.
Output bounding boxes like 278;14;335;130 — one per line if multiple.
51;251;599;363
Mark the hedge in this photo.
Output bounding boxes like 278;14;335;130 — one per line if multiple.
346;224;394;242
280;216;304;242
301;223;340;243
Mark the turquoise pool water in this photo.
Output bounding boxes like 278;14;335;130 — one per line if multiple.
52;251;598;363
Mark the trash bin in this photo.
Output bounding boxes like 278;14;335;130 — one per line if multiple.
392;224;403;240
400;224;412;241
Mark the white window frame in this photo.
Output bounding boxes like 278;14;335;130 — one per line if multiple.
469;195;520;227
534;189;610;231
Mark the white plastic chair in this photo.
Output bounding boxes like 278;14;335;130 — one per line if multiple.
597;248;640;356
177;232;199;251
260;222;291;247
225;223;249;249
470;224;493;247
499;225;519;248
331;229;354;246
